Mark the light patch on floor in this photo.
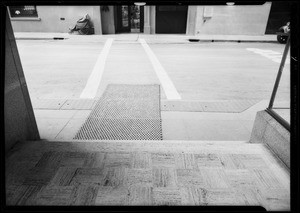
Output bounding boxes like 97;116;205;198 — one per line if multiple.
246;48;290;64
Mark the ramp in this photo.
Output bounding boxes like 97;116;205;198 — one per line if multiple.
74;84;162;140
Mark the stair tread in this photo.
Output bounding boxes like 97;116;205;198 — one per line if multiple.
8;140;268;155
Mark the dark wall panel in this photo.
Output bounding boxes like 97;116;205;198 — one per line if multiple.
265;2;291;34
156;6;188;34
5;9;40;152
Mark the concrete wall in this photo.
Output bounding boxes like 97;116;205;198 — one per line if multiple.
100;6;115;34
250;110;290;169
5;10;40;152
188;2;272;35
10;6;102;34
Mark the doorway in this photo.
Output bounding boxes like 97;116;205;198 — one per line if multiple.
115;5;144;33
155;5;188;34
265;2;291;34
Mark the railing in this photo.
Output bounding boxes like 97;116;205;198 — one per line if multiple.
267;33;290;131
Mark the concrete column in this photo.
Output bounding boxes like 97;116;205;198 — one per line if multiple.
93;6;102;35
150;6;156;34
101;6;115;34
144;6;151;34
186;6;197;35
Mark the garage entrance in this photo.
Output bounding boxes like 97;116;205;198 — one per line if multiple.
155;5;188;34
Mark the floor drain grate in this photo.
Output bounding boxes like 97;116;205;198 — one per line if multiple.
74;84;162;140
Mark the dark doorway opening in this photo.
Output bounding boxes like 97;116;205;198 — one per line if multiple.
155;5;188;34
265;2;291;34
115;5;144;33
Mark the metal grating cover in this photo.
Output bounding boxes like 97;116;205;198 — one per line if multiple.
74;84;162;140
61;99;96;110
160;100;259;113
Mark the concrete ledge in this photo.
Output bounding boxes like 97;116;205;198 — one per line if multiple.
250;110;290;169
11;17;41;21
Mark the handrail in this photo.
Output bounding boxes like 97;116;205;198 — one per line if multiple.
268;34;290;109
267;33;290;131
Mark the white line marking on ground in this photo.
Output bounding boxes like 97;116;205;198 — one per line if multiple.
80;38;114;99
139;38;181;100
246;48;290;64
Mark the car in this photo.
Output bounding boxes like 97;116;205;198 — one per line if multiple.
276;22;290;44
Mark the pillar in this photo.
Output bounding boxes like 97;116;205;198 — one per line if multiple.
144;6;151;34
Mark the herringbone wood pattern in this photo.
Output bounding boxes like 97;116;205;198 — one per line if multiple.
5;140;290;210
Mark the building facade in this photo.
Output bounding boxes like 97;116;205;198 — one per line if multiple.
8;2;289;36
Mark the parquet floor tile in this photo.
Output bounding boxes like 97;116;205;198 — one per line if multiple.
5;140;290;210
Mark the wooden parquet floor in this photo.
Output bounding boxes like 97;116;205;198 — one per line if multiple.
5;140;290;210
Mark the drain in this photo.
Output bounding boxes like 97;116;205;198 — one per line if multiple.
74;84;162;140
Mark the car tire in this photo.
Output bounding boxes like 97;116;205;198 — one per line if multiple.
277;35;288;44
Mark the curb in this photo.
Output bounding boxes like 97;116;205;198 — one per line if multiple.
188;39;278;43
15;37;68;40
14;37;278;44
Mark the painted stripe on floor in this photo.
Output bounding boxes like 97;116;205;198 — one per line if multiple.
246;48;290;64
139;38;181;100
80;38;114;99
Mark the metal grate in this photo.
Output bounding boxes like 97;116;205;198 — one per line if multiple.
61;99;96;110
160;100;259;113
74;84;162;140
31;99;67;109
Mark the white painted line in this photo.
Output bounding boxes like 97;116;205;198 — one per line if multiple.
246;48;290;64
139;38;181;100
80;38;114;99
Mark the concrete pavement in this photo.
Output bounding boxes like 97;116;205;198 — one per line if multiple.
13;33;289;142
32;98;270;141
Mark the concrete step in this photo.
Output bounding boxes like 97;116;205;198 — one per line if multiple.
8;140;265;154
6;139;290;210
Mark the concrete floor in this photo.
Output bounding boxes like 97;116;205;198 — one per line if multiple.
17;38;290;101
17;39;103;99
149;42;290;101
